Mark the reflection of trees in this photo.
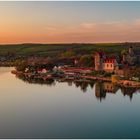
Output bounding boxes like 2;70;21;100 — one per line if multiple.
94;82;139;101
74;81;81;88
120;87;137;100
94;82;119;101
63;80;140;101
74;81;89;93
80;82;88;93
89;81;95;89
16;74;55;86
15;73;140;101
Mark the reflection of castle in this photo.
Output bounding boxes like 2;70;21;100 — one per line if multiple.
95;82;119;101
15;72;139;101
95;82;138;101
95;82;106;101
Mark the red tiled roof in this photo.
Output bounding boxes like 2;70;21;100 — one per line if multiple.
104;57;116;63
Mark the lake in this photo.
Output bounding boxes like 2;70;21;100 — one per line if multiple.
0;67;140;139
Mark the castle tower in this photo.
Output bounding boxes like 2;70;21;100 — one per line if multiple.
94;52;104;71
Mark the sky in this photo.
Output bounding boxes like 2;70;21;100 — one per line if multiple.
1;1;140;44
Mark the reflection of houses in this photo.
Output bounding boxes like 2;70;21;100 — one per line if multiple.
103;82;118;93
95;82;137;101
95;82;119;101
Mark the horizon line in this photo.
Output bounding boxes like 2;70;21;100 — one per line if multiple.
0;41;140;45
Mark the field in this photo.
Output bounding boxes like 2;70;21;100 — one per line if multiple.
0;43;140;57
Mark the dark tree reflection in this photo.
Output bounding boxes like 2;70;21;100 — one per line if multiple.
16;73;55;86
14;73;140;101
120;87;138;100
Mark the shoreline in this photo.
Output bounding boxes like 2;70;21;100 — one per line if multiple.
11;70;140;88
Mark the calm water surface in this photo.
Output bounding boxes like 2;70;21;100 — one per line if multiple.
0;67;140;138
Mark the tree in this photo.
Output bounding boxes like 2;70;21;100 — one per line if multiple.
61;50;75;58
15;60;27;71
79;55;94;67
121;49;128;55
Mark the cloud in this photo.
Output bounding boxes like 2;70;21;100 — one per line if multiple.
40;19;140;43
45;27;57;31
80;22;97;29
1;18;140;44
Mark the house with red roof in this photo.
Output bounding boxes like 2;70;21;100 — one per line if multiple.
95;51;118;72
103;57;118;72
95;51;118;73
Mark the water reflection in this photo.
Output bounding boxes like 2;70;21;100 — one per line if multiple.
15;73;140;101
1;67;140;138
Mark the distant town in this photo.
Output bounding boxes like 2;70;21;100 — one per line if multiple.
5;43;139;89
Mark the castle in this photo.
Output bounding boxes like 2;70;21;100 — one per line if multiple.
94;46;140;73
94;51;118;72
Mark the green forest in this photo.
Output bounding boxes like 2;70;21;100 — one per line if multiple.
0;43;140;57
